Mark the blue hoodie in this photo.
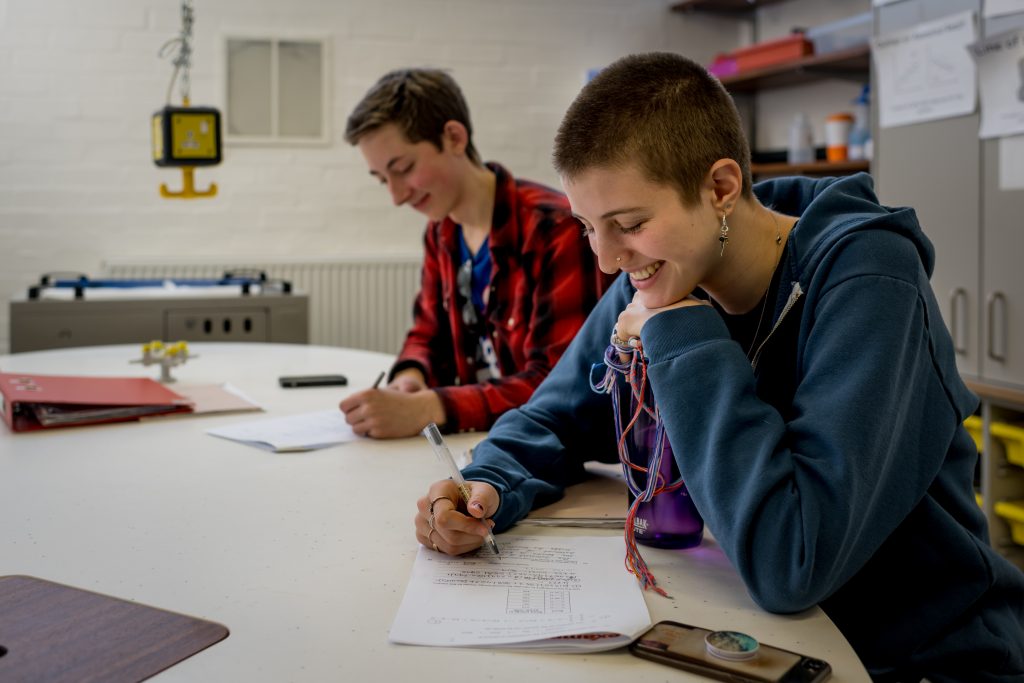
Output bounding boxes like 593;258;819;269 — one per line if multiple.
461;174;1024;681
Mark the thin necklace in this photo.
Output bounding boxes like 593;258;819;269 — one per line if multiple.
746;211;784;359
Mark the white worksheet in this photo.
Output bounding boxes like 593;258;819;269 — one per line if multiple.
389;535;651;652
872;10;977;128
206;409;359;452
971;28;1024;138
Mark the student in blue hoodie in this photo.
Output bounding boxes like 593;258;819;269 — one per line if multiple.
414;53;1024;681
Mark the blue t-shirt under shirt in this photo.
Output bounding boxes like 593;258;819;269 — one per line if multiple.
457;228;491;315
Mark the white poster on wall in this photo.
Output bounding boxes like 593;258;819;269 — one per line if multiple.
872;10;978;128
984;0;1024;19
970;28;1024;138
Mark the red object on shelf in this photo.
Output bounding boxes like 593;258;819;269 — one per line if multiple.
733;34;814;73
707;53;738;78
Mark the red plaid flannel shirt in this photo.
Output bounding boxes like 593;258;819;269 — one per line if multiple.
391;162;613;432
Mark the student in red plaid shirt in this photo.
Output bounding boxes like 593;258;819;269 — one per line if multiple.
340;68;611;438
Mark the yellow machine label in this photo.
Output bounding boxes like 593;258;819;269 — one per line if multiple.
152;114;164;161
171;113;218;159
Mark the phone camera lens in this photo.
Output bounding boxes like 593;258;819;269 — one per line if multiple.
803;659;825;671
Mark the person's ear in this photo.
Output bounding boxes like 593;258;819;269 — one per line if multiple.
707;159;743;216
441;120;470;157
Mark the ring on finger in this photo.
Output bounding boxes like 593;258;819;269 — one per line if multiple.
429;495;454;515
427;513;436;531
428;528;439;552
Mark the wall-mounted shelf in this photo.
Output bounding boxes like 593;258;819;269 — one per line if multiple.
751;159;870;178
669;2;873;179
670;0;788;15
719;45;870;93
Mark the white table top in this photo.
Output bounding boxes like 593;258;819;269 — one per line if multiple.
0;343;869;682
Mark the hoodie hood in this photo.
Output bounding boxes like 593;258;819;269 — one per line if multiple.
753;173;935;283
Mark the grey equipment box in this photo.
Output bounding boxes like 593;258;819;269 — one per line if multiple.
10;272;309;353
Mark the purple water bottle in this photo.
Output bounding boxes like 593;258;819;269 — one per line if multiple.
626;417;708;548
592;341;704;554
622;384;704;549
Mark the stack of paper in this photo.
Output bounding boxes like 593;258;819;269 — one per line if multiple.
389;535;650;652
519;462;628;529
153;383;262;418
206;409;359;452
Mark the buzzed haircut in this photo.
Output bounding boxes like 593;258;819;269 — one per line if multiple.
553;52;752;206
345;68;481;164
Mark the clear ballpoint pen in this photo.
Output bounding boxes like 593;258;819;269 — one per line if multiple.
421;423;500;555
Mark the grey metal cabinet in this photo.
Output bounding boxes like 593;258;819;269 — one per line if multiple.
874;0;1024;568
874;0;985;382
876;0;1024;392
982;136;1024;387
875;113;982;378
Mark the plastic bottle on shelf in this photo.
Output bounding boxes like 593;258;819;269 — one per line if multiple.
787;112;814;165
849;84;871;162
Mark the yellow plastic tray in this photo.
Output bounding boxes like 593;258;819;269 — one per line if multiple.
991;422;1024;468
994;500;1024;546
962;417;1024;468
964;415;983;453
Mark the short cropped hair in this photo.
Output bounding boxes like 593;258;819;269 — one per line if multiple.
345;68;480;164
553;52;752;206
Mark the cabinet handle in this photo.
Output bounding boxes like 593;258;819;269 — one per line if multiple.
986;291;1007;362
950;287;968;355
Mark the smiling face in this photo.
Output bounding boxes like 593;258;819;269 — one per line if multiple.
357;122;463;223
564;163;720;310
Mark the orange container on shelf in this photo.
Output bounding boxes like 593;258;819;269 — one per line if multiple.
825;113;854;162
732;34;814;73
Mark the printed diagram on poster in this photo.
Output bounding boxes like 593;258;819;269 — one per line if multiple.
970;29;1024;139
872;10;977;128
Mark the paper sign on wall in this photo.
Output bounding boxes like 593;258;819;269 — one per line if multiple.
970;28;1024;139
872;10;978;128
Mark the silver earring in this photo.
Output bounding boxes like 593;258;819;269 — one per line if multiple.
616;256;621;263
719;213;730;257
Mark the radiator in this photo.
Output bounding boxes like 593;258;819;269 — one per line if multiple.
104;257;421;354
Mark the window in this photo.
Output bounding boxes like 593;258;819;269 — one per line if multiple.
224;36;330;145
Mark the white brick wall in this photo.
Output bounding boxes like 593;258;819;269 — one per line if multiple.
0;0;740;355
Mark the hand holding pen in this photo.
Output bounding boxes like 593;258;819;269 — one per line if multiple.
340;370;444;439
419;423;500;555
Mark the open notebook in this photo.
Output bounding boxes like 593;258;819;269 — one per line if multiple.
389;535;650;652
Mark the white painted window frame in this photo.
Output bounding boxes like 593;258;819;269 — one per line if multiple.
222;33;331;147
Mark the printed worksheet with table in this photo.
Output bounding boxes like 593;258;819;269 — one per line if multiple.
389;535;650;652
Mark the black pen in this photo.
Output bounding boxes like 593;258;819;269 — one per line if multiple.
372;371;386;389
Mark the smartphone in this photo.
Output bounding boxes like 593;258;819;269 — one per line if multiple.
629;620;831;683
278;374;348;388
